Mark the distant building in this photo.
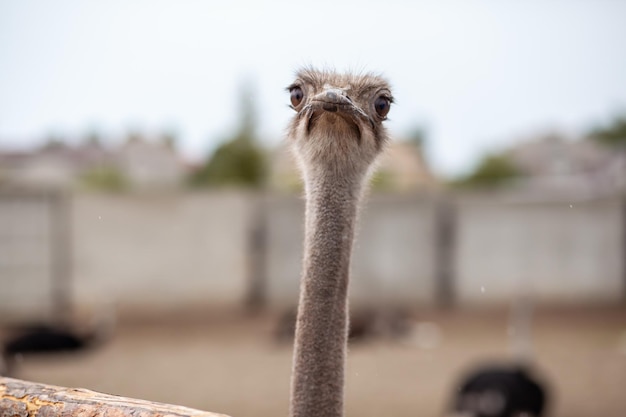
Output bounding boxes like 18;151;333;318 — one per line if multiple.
506;133;625;196
376;140;438;191
269;139;438;192
0;137;187;190
117;138;186;189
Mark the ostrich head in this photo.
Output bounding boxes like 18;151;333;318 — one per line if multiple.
286;68;394;182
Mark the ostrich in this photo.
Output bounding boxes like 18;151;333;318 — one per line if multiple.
285;68;393;417
450;296;549;417
451;363;546;417
0;307;115;376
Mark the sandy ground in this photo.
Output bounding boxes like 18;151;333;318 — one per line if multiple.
3;307;626;417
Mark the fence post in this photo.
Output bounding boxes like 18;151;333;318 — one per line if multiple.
623;196;626;303
435;195;456;308
49;189;73;324
245;193;268;311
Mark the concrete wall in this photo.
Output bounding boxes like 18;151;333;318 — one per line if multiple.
266;194;625;307
72;191;254;313
0;192;55;320
1;190;624;322
455;196;624;305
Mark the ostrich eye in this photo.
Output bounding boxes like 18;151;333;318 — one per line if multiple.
290;87;304;107
374;96;391;118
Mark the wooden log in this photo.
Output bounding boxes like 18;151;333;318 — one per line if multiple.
0;377;230;417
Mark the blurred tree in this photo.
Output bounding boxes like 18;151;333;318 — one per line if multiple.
369;169;394;191
588;113;626;147
406;126;428;149
452;153;521;188
83;130;103;147
80;166;128;192
190;81;267;188
160;129;178;150
41;134;66;151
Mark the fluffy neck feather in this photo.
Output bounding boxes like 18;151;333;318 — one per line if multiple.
289;171;365;417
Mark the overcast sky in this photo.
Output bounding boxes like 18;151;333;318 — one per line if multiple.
1;0;625;176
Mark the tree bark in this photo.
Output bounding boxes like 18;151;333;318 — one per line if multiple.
0;377;230;417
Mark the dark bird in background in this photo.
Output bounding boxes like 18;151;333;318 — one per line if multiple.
451;363;547;417
448;296;549;417
1;307;115;377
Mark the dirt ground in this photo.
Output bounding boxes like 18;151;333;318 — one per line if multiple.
4;307;626;417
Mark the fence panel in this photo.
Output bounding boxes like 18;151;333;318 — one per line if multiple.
0;189;70;323
455;196;624;305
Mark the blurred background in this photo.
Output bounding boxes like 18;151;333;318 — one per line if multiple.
1;1;625;416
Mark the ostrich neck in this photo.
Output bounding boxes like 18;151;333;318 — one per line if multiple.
290;172;364;417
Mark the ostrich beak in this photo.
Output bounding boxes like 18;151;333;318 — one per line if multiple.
311;88;352;112
310;89;370;121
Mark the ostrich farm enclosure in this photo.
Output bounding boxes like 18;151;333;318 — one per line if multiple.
3;308;626;417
